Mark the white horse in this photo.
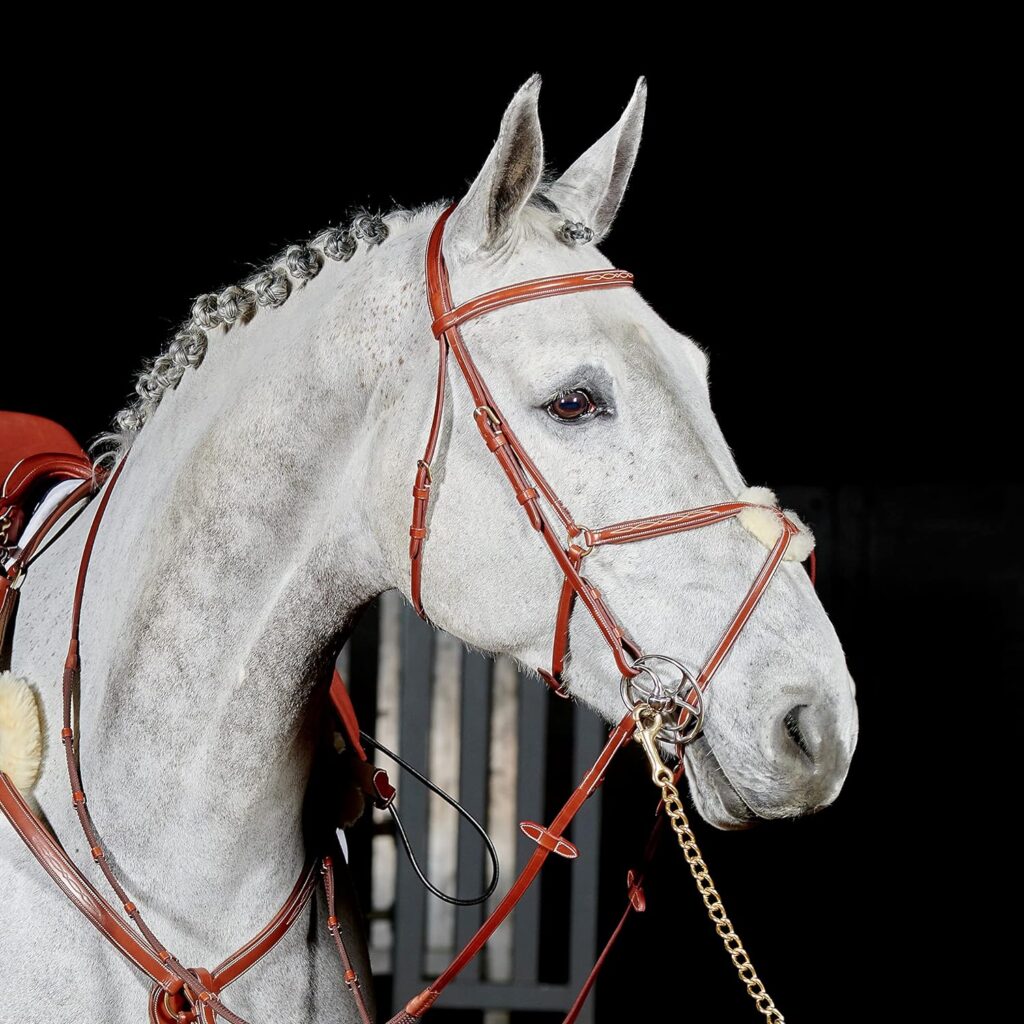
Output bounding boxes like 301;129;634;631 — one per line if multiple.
1;73;858;1022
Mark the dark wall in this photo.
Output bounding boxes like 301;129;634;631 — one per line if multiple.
6;50;1013;1022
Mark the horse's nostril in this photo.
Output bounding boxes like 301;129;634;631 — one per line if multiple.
783;705;815;762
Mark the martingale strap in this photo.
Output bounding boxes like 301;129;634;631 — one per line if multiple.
0;451;373;1024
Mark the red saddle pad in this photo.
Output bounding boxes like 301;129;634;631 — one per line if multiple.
0;412;86;486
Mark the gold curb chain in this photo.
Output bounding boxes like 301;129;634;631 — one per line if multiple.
633;706;785;1024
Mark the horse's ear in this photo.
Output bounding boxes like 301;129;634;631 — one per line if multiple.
445;73;545;257
545;76;647;244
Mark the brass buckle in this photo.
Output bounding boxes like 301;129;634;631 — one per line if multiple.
568;525;594;558
474;405;501;430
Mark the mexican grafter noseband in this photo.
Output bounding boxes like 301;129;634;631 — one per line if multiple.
410;200;809;746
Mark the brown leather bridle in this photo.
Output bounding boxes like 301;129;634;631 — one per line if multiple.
0;199;813;1024
383;201;811;1022
411;201;805;733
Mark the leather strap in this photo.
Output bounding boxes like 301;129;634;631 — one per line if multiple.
146;859;330;1024
559;768;680;1024
0;770;180;991
392;713;636;1020
2;473;99;672
331;667;370;763
430;269;635;337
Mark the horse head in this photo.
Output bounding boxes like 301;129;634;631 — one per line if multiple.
368;74;858;829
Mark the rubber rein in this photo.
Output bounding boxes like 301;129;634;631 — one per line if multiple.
0;199;809;1022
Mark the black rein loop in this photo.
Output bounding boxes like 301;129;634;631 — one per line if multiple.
358;731;500;907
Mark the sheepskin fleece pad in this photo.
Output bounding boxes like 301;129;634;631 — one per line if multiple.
0;672;44;795
736;486;815;562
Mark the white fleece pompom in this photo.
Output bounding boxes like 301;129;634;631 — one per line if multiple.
0;672;43;795
736;486;815;562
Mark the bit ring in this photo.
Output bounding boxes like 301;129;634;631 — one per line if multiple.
620;653;705;745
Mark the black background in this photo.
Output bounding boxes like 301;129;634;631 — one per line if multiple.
5;37;1015;1024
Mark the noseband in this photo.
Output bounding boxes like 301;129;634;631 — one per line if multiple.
411;201;806;743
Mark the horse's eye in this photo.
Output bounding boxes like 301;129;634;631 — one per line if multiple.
547;389;596;422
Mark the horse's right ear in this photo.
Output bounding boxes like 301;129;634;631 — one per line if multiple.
444;74;545;258
545;76;647;244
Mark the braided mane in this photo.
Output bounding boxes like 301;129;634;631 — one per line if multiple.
91;186;572;470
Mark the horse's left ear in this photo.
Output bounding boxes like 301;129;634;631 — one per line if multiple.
546;76;647;244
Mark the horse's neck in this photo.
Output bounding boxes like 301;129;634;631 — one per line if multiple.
15;247;408;948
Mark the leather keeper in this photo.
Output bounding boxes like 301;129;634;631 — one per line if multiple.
405;988;440;1016
351;761;396;810
519;821;578;859
626;869;646;911
537;668;570;699
370;767;396;810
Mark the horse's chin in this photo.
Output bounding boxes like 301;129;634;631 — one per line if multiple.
683;735;759;831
